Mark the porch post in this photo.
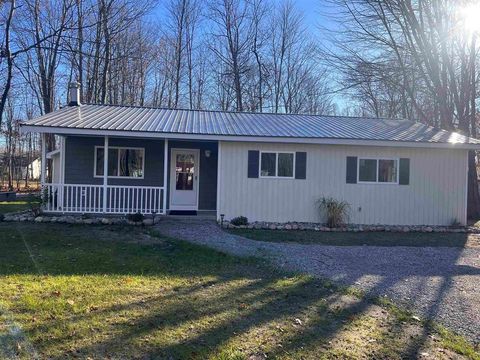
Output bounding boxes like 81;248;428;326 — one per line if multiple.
163;139;168;215
40;133;46;185
103;136;109;213
59;136;66;212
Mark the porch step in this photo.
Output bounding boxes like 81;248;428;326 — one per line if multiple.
166;210;216;221
169;210;197;216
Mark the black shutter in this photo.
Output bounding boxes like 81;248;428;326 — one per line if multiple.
247;150;259;178
295;152;307;179
346;156;357;184
399;158;410;185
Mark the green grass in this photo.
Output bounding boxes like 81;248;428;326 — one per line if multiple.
228;228;472;247
0;222;478;359
0;201;31;214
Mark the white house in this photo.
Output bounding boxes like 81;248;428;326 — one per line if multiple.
23;158;41;180
19;83;480;226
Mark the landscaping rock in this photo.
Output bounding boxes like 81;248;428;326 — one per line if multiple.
143;219;154;226
101;218;111;225
34;216;43;223
239;221;474;234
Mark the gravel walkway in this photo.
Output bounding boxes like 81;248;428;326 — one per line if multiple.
155;218;480;344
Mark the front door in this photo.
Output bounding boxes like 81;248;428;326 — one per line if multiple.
170;149;199;210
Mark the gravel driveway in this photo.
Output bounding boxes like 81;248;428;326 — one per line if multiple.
156;218;480;344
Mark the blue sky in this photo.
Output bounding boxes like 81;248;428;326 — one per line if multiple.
152;0;337;38
151;0;345;109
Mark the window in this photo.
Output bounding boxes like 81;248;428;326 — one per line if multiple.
358;158;398;184
278;153;294;177
175;153;194;190
261;153;276;176
260;152;294;178
378;159;397;183
95;147;144;178
358;159;377;182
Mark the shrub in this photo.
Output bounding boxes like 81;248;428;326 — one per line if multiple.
27;193;43;217
450;218;462;228
127;212;144;223
317;196;350;228
230;216;248;226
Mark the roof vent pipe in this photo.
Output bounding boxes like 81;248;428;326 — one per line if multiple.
68;82;81;106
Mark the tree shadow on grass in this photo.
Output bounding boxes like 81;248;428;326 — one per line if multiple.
1;222;479;359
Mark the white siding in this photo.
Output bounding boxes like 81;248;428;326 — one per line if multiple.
218;141;468;226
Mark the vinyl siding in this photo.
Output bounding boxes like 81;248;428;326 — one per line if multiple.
64;136;217;211
64;136;164;187
218;141;468;226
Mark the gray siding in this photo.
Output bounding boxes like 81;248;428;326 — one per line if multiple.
65;136;165;187
218;141;468;226
64;136;217;211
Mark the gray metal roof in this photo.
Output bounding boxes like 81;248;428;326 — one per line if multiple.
21;104;480;146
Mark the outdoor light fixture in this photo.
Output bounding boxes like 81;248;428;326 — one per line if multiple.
205;149;211;158
220;214;225;227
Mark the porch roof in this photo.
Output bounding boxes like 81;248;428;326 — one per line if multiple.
20;104;480;149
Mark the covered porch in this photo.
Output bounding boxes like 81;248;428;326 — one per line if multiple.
40;133;218;216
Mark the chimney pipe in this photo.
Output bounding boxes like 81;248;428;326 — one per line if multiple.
68;82;81;106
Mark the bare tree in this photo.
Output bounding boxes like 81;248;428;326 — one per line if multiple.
326;0;480;217
0;0;15;130
208;0;254;111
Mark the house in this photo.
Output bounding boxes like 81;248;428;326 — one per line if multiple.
22;153;59;182
23;158;41;181
20;83;480;226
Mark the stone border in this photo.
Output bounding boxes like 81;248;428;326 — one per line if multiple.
221;220;480;234
1;211;159;226
2;212;478;233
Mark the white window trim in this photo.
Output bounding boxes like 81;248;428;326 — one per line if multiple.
259;151;296;179
94;145;145;179
357;157;399;184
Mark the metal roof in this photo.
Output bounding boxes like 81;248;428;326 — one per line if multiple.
21;104;480;146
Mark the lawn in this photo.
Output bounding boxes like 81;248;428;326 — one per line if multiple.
228;228;478;247
0;223;478;359
0;201;31;214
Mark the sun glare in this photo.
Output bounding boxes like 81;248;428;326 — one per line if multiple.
460;2;480;34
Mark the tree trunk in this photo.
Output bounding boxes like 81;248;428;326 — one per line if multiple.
0;0;15;130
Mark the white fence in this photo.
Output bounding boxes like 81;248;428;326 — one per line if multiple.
42;183;165;214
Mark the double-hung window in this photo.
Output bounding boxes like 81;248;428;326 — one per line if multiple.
95;146;145;178
358;158;398;184
260;152;295;178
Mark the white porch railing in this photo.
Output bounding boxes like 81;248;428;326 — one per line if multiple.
42;184;165;215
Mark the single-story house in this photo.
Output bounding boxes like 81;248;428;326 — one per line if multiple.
23;158;41;181
20;83;480;226
23;154;60;182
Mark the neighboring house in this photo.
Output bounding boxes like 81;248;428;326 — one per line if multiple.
23;153;60;182
20;83;480;226
23;158;41;180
